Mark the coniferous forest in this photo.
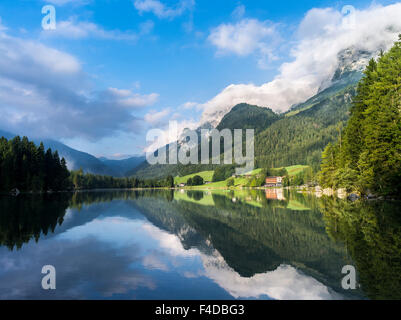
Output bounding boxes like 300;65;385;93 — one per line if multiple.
0;136;175;193
2;39;401;196
0;136;70;192
318;37;401;196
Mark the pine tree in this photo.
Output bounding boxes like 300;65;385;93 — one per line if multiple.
319;36;401;196
0;137;71;192
318;143;338;188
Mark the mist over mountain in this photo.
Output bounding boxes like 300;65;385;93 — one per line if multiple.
131;51;365;179
0;45;382;180
199;3;401;127
1;45;368;181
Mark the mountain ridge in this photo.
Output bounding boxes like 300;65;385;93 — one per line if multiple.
0;131;143;177
131;67;362;178
216;103;281;133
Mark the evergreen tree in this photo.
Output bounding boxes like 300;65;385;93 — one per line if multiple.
318;37;401;196
0;136;70;192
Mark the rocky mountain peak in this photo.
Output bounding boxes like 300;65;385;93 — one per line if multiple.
317;47;377;93
332;47;374;81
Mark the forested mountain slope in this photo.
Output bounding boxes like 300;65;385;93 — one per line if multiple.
216;103;281;133
318;38;401;196
132;70;362;178
255;83;358;171
131;103;283;179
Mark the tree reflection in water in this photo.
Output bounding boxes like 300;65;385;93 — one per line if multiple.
0;189;399;299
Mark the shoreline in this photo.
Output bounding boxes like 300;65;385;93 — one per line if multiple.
2;186;399;201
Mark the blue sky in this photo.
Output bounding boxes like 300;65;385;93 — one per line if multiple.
0;0;400;158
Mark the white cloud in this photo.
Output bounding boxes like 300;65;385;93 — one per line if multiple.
143;117;199;153
134;0;195;19
104;88;159;108
182;101;197;109
144;108;171;125
0;29;158;140
201;251;342;300
142;254;169;271
55;210;342;300
126;219;343;300
208;18;277;57
0;31;82;80
142;223;199;257
41;18;142;41
180;101;203;111
200;3;401;126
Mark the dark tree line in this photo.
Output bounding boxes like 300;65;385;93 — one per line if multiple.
0;136;70;192
70;169;175;190
0;193;70;250
320;196;401;299
0;136;177;193
318;37;401;196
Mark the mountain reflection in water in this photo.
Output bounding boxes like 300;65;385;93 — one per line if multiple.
0;190;399;300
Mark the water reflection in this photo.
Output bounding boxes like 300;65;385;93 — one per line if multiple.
0;190;400;300
0;194;69;250
265;188;285;201
319;197;401;300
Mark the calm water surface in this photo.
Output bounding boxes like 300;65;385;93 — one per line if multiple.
0;189;400;300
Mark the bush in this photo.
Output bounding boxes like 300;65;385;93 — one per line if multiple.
187;175;204;186
212;165;235;182
227;178;235;187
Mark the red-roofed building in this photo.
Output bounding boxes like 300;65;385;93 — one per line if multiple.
265;176;284;187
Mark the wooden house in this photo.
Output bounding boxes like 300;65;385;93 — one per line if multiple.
265;176;284;187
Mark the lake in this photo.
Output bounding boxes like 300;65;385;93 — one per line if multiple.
0;189;400;300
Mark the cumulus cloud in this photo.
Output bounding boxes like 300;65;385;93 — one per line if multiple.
201;3;401;126
143;223;199;257
133;216;342;300
144;108;171;125
143;254;169;271
141;100;203;153
180;101;203;111
0;217;157;299
208;18;277;58
0;29;158;140
143;117;199;153
134;0;195;19
121;213;342;300
181;101;198;109
103;88;159;108
41;17;153;41
201;251;342;300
